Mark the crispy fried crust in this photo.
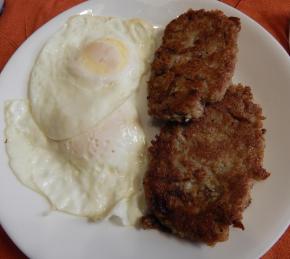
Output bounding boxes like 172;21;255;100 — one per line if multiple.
148;9;241;121
142;85;269;245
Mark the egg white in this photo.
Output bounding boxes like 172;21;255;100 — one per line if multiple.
5;98;147;225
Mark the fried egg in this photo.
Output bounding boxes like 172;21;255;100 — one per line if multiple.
29;15;156;140
5;97;147;225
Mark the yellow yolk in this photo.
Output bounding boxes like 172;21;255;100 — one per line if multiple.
80;39;128;75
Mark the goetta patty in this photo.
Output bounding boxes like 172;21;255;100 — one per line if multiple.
148;9;241;122
142;85;269;245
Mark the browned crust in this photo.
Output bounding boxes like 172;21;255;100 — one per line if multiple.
148;9;241;122
143;85;269;245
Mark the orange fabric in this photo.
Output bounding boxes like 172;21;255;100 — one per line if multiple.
223;0;290;53
0;0;289;258
0;0;84;70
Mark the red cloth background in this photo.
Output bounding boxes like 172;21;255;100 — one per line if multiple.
0;0;289;258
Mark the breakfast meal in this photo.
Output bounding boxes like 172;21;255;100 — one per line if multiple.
148;9;241;122
4;9;269;245
142;85;269;245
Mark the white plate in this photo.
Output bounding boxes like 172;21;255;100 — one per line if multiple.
0;1;290;258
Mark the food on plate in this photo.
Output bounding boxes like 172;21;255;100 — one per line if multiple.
5;97;146;225
148;9;241;122
4;14;157;225
142;85;270;245
4;7;270;243
29;15;156;140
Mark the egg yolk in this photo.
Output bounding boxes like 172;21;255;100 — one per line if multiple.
80;39;128;76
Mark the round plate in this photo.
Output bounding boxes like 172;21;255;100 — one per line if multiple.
0;1;289;258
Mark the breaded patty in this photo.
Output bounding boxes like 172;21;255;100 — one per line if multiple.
142;85;269;245
148;9;241;122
